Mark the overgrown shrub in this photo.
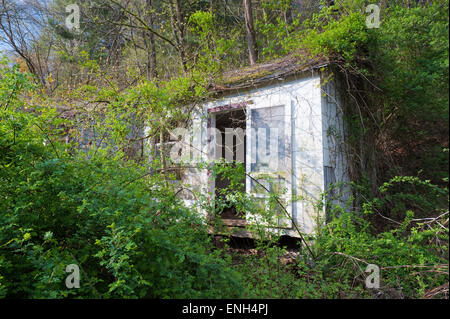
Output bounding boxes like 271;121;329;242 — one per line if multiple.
0;62;241;298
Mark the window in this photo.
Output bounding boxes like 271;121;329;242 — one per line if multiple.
246;98;292;228
249;105;288;194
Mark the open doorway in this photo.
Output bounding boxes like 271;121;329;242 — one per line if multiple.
214;108;246;220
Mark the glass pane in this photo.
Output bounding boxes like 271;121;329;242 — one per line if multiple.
250;105;288;194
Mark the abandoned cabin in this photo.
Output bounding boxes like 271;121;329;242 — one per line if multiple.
72;53;351;238
159;53;351;238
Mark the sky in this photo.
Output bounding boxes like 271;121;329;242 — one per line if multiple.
0;42;10;52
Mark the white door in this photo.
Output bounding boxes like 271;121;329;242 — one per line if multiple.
246;95;293;228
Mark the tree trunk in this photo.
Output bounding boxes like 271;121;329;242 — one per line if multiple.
243;0;257;66
209;0;216;13
169;0;187;73
145;0;158;79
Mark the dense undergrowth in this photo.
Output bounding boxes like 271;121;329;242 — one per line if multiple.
0;1;448;298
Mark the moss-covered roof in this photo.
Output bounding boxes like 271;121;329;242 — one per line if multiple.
210;52;328;94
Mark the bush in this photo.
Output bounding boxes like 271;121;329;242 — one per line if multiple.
0;63;241;298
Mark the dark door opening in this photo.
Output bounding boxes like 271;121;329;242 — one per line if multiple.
214;109;246;220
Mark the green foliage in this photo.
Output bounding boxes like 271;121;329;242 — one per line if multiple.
236;244;306;298
0;0;448;299
302;172;449;298
236;173;448;299
257;1;448;185
256;0;302;58
308;208;448;298
0;62;241;298
368;176;448;220
373;2;449;180
188;11;240;76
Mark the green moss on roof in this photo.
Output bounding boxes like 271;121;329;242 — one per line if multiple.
211;52;329;93
221;68;274;85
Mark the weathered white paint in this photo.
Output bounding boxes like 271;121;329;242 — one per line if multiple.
182;72;350;237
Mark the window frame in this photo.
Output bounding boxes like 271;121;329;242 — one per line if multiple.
245;95;293;228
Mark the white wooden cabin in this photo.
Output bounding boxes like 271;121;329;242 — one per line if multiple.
169;54;351;238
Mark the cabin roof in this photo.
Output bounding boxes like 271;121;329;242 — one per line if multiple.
209;52;329;94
